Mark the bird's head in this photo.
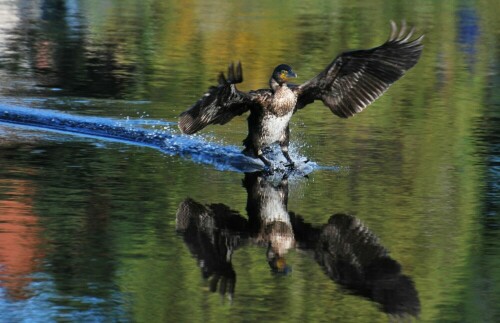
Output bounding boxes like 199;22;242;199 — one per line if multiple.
272;64;297;85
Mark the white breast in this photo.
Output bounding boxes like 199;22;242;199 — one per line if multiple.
260;186;290;223
260;110;294;145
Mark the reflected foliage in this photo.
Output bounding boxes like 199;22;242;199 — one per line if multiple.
176;172;419;317
0;0;499;322
1;0;135;98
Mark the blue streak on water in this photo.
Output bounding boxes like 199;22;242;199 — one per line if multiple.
0;104;328;175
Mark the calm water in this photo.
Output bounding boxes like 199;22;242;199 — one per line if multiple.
0;1;499;322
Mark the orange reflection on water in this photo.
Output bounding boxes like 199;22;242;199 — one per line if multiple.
0;178;44;300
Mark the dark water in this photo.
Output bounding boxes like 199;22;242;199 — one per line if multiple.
0;1;499;322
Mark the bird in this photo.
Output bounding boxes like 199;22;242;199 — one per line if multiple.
178;21;423;170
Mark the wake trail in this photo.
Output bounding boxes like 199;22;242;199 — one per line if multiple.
1;104;325;174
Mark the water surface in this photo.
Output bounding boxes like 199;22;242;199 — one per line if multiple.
0;0;499;322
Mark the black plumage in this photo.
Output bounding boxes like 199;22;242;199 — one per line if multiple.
179;21;424;169
176;172;420;315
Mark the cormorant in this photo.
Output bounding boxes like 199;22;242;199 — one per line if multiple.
179;21;423;169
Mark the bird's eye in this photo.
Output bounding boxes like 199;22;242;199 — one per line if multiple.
281;70;287;74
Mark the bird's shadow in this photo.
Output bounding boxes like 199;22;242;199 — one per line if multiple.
175;172;420;317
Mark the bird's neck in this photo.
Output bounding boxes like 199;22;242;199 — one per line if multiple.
269;78;286;92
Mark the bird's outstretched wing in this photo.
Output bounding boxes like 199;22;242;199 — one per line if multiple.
179;62;255;134
294;21;424;118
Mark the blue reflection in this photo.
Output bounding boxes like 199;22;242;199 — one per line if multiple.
457;5;480;69
0;273;128;322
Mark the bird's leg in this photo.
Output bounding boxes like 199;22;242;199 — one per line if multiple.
280;127;295;169
280;144;295;169
256;148;274;173
258;153;273;169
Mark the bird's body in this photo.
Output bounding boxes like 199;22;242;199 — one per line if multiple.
179;21;424;170
243;84;297;163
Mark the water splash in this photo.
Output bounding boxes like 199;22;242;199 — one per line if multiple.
0;104;327;175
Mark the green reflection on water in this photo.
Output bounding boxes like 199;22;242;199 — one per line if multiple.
0;0;499;322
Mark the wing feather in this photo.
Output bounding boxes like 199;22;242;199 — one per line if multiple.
179;62;254;134
295;21;424;118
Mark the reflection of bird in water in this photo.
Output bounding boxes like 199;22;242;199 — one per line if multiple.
175;172;420;317
313;214;420;316
179;22;423;170
244;172;294;274
176;200;246;300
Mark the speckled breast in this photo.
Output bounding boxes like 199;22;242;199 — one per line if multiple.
259;110;294;146
258;86;297;146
